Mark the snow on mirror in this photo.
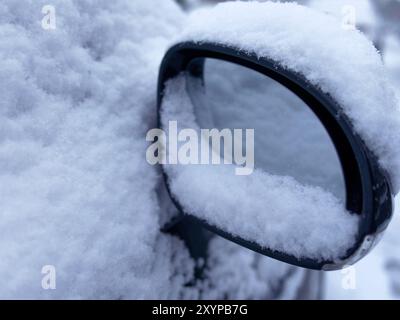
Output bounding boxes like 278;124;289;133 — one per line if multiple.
159;58;359;266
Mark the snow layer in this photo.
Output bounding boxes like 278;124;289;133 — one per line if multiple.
161;76;359;261
0;0;193;299
0;0;298;299
176;1;400;192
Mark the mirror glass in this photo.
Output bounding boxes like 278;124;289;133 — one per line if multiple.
187;58;345;201
159;57;358;264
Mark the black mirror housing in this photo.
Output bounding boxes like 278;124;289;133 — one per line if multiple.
157;41;394;270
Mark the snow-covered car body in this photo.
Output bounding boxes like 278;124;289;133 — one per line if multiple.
0;0;399;300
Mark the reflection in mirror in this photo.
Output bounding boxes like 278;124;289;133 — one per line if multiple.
160;57;359;264
187;58;345;202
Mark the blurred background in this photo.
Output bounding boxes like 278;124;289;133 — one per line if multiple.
175;0;400;300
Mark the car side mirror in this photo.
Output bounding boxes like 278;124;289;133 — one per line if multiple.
153;2;398;271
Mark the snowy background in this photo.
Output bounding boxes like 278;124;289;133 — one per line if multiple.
0;0;399;299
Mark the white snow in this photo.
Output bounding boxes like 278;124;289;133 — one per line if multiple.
0;0;192;299
1;0;399;299
0;0;298;300
161;75;359;261
176;1;400;193
325;33;400;300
